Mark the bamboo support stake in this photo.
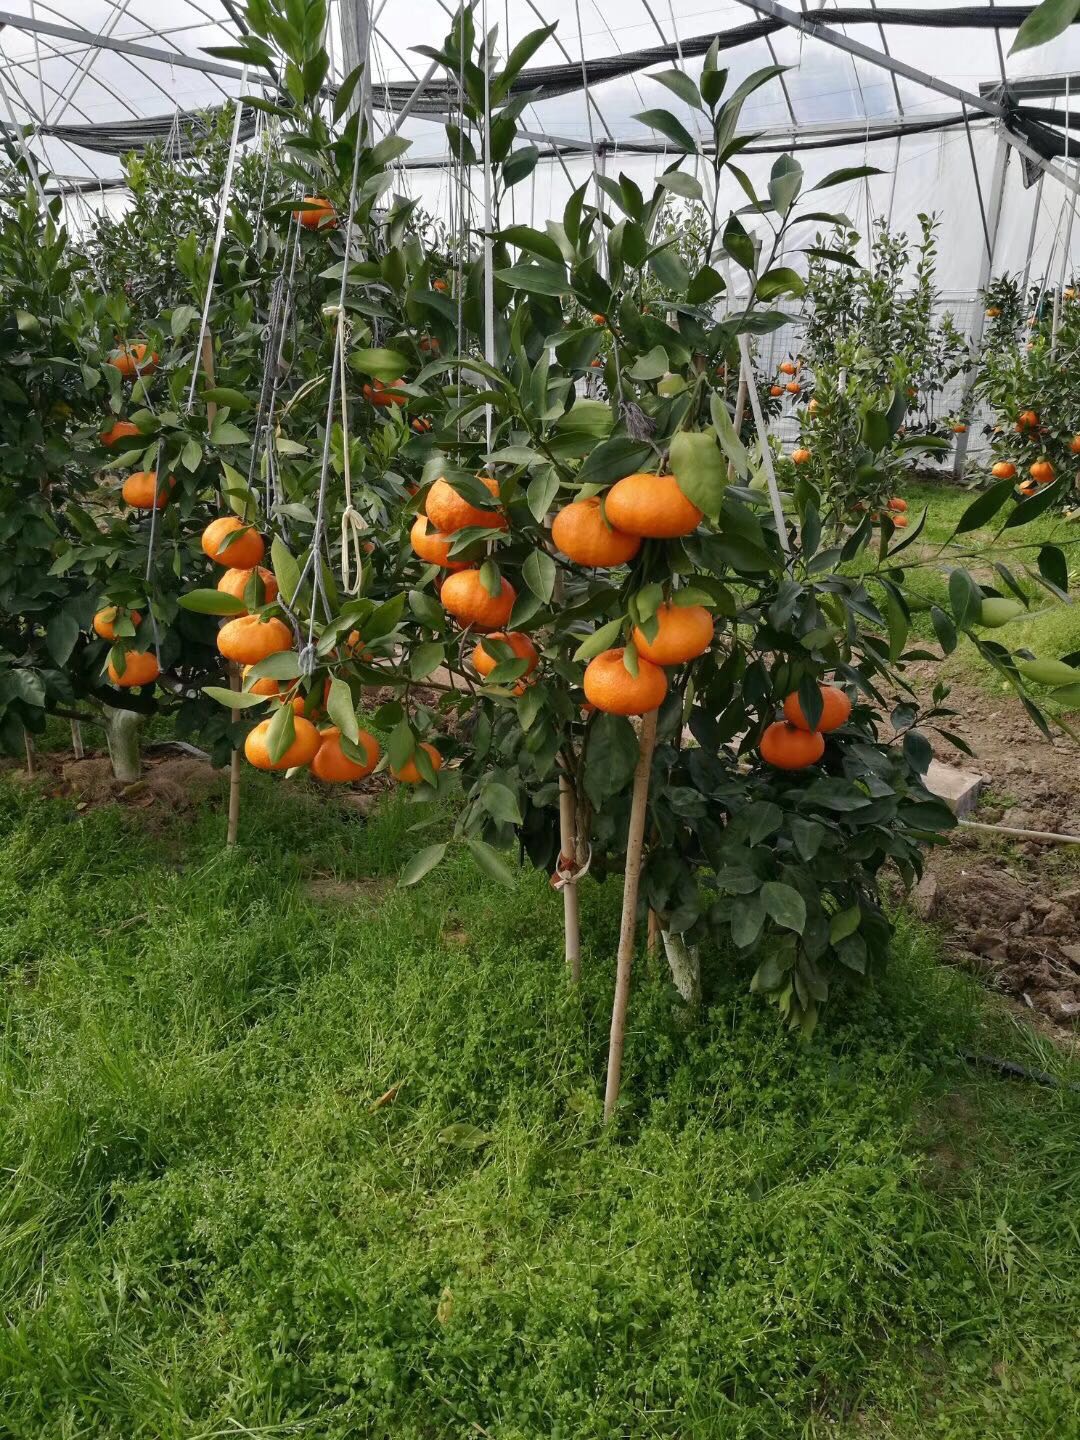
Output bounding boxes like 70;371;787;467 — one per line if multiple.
603;708;658;1123
558;767;582;983
70;720;84;759
23;732;34;778
227;663;242;848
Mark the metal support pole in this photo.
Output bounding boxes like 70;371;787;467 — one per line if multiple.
728;0;1080;200
1052;163;1078;353
1020;170;1045;301
954;127;1010;477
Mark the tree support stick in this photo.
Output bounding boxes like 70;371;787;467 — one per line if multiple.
227;663;241;847
23;732;34;778
603;708;658;1123
558;767;582;983
70;720;85;759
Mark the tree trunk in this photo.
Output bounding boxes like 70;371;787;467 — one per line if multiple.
23;732;34;778
661;929;701;1007
102;706;143;784
70;720;85;759
603;709;658;1123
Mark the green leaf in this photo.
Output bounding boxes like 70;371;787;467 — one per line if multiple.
658;169;703;201
948;568;982;631
494;262;570;296
326;677;360;744
829;905;861;944
247;651;302;681
348;348;410;380
1004;475;1067;527
178;589;246;615
577;438;653;487
1010;0;1080;54
265;701;296;767
767;155;803;216
810;165;883;191
203;685;266;710
755;266;805;301
628;345;669;381
271;536;301;606
209;417;249;446
410;641;445;680
761;881;806;934
481;780;523;826
583;713;640;807
46;613;79;667
466;838;517;887
495;224;564;264
399;842;449;887
574;617;623;662
522;548;556;604
650;69;703;111
633;108;697;153
204;386;252;411
955;477;1015;534
669;430;724;522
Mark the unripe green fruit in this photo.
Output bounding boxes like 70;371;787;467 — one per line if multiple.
979;598;1025;627
1017;656;1080;687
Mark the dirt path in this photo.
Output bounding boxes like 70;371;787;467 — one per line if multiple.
909;672;1080;1030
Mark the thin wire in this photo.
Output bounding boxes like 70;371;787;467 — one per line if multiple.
185;70;248;415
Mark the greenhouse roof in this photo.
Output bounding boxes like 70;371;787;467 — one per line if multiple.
3;2;1080;293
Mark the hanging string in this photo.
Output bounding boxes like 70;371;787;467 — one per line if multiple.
294;105;370;673
481;0;496;458
185;70;248;416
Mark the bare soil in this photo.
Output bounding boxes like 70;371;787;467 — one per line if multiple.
910;673;1080;1029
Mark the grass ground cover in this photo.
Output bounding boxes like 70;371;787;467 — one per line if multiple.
893;480;1080;686
0;774;1078;1438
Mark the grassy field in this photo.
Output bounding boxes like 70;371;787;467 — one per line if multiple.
892;480;1080;686
1;773;1078;1438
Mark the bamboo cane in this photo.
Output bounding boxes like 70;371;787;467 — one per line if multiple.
227;663;242;848
603;708;658;1123
23;732;34;778
558;766;582;983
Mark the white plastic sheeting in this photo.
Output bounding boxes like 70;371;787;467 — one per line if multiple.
0;0;1079;297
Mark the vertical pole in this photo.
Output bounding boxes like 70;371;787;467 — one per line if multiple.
953;126;1010;478
1052;164;1078;355
24;732;35;779
70;720;85;759
1020;171;1044;303
603;709;658;1123
558;767;582;983
227;664;242;847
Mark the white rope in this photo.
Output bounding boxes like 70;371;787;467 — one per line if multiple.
185;69;248;415
481;0;496;456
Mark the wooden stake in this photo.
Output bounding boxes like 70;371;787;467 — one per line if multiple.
558;766;582;983
227;662;242;847
200;327;242;849
70;720;85;759
603;708;658;1123
23;731;34;778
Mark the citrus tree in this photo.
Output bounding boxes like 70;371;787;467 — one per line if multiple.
177;6;1080;1128
974;286;1080;510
